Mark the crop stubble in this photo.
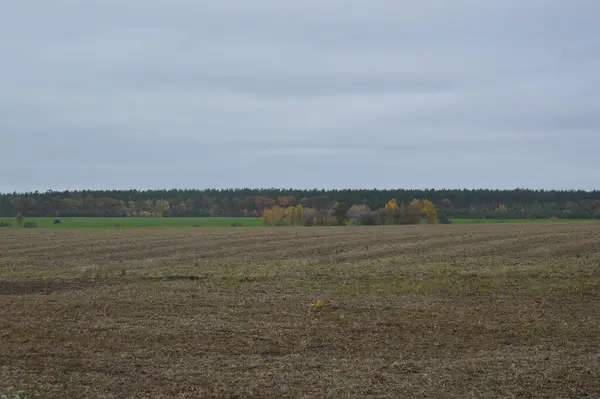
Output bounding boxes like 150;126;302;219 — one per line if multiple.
1;223;600;398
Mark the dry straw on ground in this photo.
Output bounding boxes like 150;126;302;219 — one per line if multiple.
1;223;599;398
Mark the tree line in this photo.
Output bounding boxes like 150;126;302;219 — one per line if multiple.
1;188;600;219
262;199;439;226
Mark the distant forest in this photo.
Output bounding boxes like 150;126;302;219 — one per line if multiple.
1;188;600;220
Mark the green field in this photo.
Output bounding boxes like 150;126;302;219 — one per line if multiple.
0;216;595;228
0;217;263;228
450;218;595;224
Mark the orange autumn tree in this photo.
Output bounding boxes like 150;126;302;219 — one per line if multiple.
262;207;286;225
385;199;398;213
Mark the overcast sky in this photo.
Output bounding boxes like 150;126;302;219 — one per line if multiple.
1;0;599;192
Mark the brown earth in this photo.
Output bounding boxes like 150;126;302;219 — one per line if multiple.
1;223;600;398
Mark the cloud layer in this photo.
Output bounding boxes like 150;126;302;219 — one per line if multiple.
2;0;599;191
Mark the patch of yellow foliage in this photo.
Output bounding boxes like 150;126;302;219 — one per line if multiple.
385;199;398;213
262;205;305;226
410;199;438;224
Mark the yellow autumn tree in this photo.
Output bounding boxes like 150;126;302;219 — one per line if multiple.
421;199;437;224
154;199;171;217
262;206;286;225
263;205;305;226
495;204;508;213
409;199;438;224
385;199;398;213
286;206;298;225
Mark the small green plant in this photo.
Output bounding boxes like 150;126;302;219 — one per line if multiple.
1;387;41;399
309;299;324;309
308;299;330;312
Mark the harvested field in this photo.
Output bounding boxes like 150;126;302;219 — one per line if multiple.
1;223;600;398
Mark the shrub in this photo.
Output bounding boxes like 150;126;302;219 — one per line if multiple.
321;216;343;226
438;214;452;224
301;208;317;226
347;204;372;225
360;211;380;225
377;208;394;225
53;219;62;224
329;202;348;225
405;204;423;224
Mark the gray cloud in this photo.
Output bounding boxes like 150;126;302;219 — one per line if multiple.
1;0;599;192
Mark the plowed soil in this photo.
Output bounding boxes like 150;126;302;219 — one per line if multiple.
1;223;600;398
